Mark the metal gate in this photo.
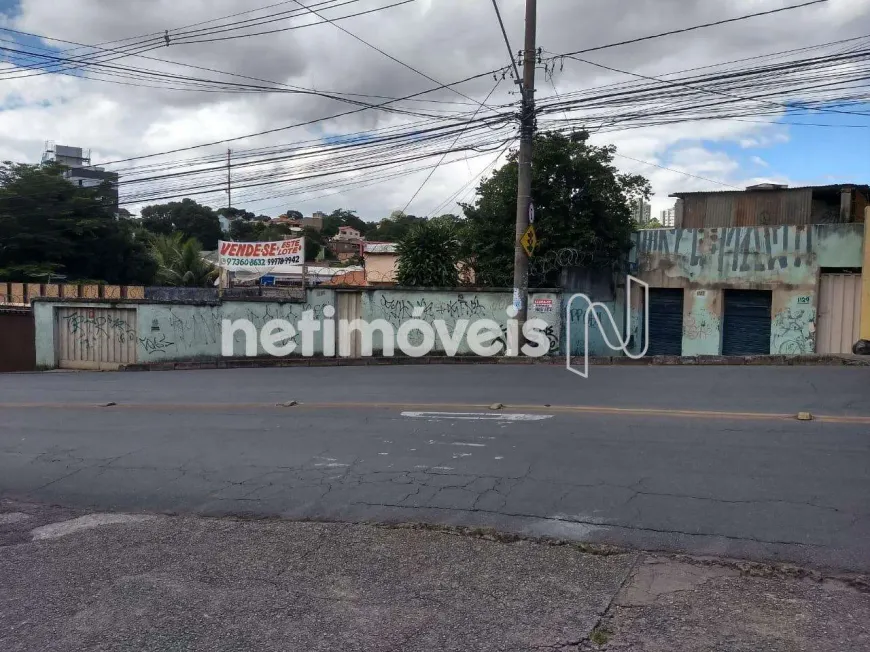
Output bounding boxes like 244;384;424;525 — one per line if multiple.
647;289;684;355
335;292;362;357
55;306;138;369
0;309;36;372
817;274;862;354
722;290;772;356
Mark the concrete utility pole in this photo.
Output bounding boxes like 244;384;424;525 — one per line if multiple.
511;0;537;341
226;149;232;209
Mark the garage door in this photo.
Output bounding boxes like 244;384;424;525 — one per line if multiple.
722;290;772;356
647;289;684;355
817;274;862;354
56;306;138;369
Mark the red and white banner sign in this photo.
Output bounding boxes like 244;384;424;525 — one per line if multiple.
218;238;305;273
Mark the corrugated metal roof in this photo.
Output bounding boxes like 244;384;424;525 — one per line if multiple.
670;184;870;198
364;243;397;254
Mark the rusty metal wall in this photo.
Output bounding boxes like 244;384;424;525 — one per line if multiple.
681;190;814;228
55;306;138;370
816;274;862;354
0;309;36;372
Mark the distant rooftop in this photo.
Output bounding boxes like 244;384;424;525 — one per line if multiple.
671;183;869;198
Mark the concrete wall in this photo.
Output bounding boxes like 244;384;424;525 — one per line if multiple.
33;287;562;368
362;289;560;356
635;224;864;355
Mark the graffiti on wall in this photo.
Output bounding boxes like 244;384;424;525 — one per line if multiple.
683;309;719;341
637;226;814;275
772;307;814;355
62;311;174;353
378;294;488;323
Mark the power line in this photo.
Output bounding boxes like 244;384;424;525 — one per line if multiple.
490;0;521;83
555;0;829;59
288;0;499;114
400;79;502;214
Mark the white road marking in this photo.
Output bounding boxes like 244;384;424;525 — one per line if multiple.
427;440;485;447
453;453;473;458
495;456;504;460
31;514;155;541
401;411;553;422
314;462;349;468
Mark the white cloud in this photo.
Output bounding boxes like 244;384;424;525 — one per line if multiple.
0;0;867;218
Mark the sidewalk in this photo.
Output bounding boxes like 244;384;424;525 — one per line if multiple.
1;501;868;651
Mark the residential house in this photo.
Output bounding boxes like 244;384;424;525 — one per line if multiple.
363;242;398;285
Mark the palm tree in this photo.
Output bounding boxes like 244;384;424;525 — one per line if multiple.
150;232;218;287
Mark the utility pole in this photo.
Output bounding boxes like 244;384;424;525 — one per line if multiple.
226;149;232;209
511;0;537;346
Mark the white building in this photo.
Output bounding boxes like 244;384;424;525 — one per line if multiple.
42;143;119;213
631;200;652;225
660;207;676;227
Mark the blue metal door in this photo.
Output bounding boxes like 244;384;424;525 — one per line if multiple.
647;289;684;355
722;290;772;355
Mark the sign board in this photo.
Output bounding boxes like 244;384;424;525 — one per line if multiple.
261;275;276;287
533;298;553;313
218;238;305;273
520;225;537;258
528;202;535;225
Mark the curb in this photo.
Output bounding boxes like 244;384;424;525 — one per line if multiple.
119;354;870;372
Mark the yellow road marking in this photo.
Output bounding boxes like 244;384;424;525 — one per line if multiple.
0;401;868;424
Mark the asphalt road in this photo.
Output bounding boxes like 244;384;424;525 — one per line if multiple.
1;365;869;572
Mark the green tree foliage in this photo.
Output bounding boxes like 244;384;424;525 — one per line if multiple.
285;209;304;220
301;226;324;262
322;208;369;238
461;131;650;286
149;233;218;287
0;162;155;283
140;198;222;249
228;219;295;242
367;211;426;242
642;217;664;229
217;206;256;221
396;220;460;287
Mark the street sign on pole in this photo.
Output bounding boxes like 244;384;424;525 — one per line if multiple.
528;202;535;225
521;224;537;258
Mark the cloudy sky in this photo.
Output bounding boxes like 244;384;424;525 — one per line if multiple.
0;0;868;221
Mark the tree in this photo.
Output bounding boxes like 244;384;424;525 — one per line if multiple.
643;218;664;229
461;131;650;287
0;162;155;283
217;206;255;221
322;208;369;238
301;226;324;262
140;198;222;249
285;210;304;220
395;220;460;287
367;211;426;242
150;233;218;287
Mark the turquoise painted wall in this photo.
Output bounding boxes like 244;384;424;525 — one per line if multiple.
634;224;864;355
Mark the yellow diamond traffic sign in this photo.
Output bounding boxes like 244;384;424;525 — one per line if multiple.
521;224;537;258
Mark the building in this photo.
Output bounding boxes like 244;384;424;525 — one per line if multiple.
330;239;363;262
274;212;325;231
42;143;119;213
660;207;676;228
363;242;398;285
334;225;362;242
670;183;870;229
631;200;652;225
625;183;870;358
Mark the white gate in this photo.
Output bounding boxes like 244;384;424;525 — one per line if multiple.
816;274;862;354
335;292;362;357
55;306;138;369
